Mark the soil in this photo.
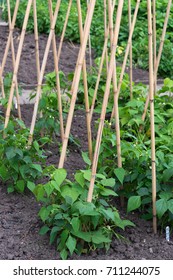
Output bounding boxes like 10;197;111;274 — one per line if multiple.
0;25;172;260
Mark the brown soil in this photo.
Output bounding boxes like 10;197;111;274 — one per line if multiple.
0;25;171;260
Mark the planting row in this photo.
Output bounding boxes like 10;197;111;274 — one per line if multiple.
1;64;173;258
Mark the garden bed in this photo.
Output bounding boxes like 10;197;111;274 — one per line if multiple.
1;26;172;260
1;104;173;260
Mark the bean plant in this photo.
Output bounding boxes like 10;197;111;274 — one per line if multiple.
32;168;134;259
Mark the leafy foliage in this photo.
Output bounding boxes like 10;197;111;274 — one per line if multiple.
3;0;173;77
93;79;173;229
0;117;46;193
32;168;134;259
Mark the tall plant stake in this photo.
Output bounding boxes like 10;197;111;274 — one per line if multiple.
29;0;62;144
104;0;109;73
7;0;21;119
90;1;117;121
87;0;124;203
147;0;157;234
33;0;40;82
0;66;5;98
128;0;133;99
77;0;93;160
4;0;33;129
0;0;19;100
57;0;73;63
48;0;64;142
111;0;140;121
152;0;157;94
141;0;172;123
58;0;96;168
86;0;92;69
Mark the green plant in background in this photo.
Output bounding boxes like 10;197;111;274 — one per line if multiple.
0;117;47;193
32;71;70;139
0;72;22;108
3;0;173;78
32;168;134;259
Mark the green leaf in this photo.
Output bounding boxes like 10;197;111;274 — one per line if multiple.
61;185;82;203
101;178;115;187
0;165;10;181
30;164;42;173
19;165;28;179
51;180;60;192
27;181;35;192
121;220;136;228
127;196;141;212
58;230;69;251
168;199;173;214
82;151;91;166
6;147;16;159
44;182;55;197
159;192;173;200
71;217;80;232
99;208;115;222
50;230;58;245
114;168;125;184
156;199;168;219
39;225;50;235
34;184;45;201
96;173;106;179
33;140;40;152
53;168;67;187
66;235;76;255
72;231;92;242
73;201;97;216
100;188;118;197
82;170;91;181
16;180;25;193
75;172;85;187
7;185;14;193
137;187;149;196
91;231;111;244
16;118;26;128
60;248;68;260
164;77;173;88
39;207;51;222
162;168;173;182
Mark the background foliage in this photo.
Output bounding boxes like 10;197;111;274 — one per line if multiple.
3;0;173;77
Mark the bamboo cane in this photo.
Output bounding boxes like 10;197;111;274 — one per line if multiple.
104;0;109;73
58;0;96;168
7;0;21;119
33;0;44;126
128;0;133;99
147;0;157;234
111;0;140;121
89;26;109;122
28;0;62;144
57;0;73;63
0;0;20;99
86;0;92;69
0;65;5;98
33;0;40;82
87;0;124;203
4;0;33;129
48;0;64;143
108;0;118;95
109;0;123;205
77;0;93;160
141;0;172;123
89;0;116;122
153;0;157;94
